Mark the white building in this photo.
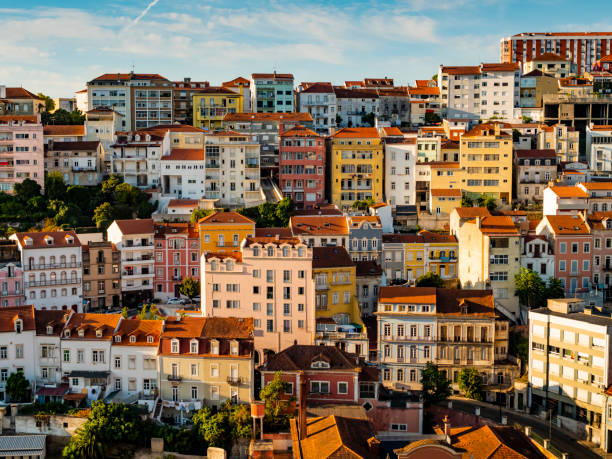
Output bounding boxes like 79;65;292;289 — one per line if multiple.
75;89;88;113
0;306;37;402
438;63;521;121
542;186;589;216
521;235;555;281
61;313;121;401
384;138;417;207
203;131;263;208
110;319;162;404
334;88;379;128
85;107;125;161
160;148;206;199
297;82;337;135
587;124;612;174
10;231;83;312
107;219;155;305
34;310;70;389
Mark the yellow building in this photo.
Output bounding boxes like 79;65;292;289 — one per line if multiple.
192;87;243;131
158;316;254;413
538;123;580;162
430;189;462;216
460;123;513;206
312;246;368;357
330;127;383;210
197;211;255;255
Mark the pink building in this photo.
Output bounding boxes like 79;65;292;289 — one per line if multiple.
537;215;593;294
202;236;315;363
0;115;44;193
153;223;200;300
586;212;612;300
0;260;23;307
279;125;325;210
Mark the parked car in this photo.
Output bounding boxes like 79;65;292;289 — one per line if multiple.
167;298;184;305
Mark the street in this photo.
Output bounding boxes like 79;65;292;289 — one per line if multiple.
447;397;603;459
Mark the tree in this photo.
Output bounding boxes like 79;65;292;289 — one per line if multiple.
336;115;342;126
509;331;528;369
45;172;67;201
274;197;294;227
361;112;375;127
476;194;497;212
420;362;451;406
514;268;546;309
179;277;200;302
191;402;251;453
37;92;55;112
6;371;30;402
260;371;294;431
461;194;474;207
545;277;564;300
93;202;115;230
512;129;521;142
13;179;41;202
352;198;375;211
431;74;438;81
121;307;129;318
424;112;441;124
416;272;445;288
521;115;533;123
101;174;123;195
191;208;212;223
457;368;483;400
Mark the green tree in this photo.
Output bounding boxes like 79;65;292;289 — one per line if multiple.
461;194;474;207
361;112;375;127
274;197;294;227
512;129;521;142
70;109;86;125
424;112;441;124
545;277;565;300
420;362;451;406
101;174;123;195
521;115;533;123
13;178;41;202
416;272;445;288
431;74;438;81
191;208;212;223
476;194;497;212
192;405;233;452
260;371;294;431
93;202;114;230
514;268;546;309
509;331;528;368
351;198;375;211
179;277;201;302
37;92;55;112
6;371;30;402
45;172;68;201
457;368;483;400
121;307;129;319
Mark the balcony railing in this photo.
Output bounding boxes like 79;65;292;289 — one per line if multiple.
167;375;182;382
382;335;434;342
25;262;81;270
0;289;21;296
227;376;242;385
25;278;81;288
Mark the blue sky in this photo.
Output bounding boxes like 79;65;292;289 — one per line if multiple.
1;0;611;97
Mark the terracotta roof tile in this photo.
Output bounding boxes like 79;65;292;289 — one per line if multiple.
548;186;589;198
378;286;437;304
544;215;590;235
441;66;481;75
475;216;520;235
300;82;334;93
198;211;254;225
263;344;360;372
480;62;520;72
312;246;354;269
35;310;69;336
161;148;204;161
243;236;302;248
12;231;81;249
47;141;100;151
408;86;440;96
113;319;162;346
63;313;121;340
355;260;382;277
291;216;349;236
580;181;612;190
529;52;567;62
43;125;85;136
4;87;43;100
113;219;154;235
452;207;492;218
515;149;556;158
280;124;321;138
332;127;380;139
0;306;36;333
168;199;200;208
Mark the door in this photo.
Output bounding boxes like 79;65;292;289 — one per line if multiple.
174;284;181;298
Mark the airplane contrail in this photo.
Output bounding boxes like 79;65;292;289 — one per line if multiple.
128;0;160;28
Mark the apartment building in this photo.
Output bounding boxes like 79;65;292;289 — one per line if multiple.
279;125;325;209
107;219;155;306
460;123;514;206
536;215;593;295
297;82;336;134
501;32;612;75
34;310;69;388
521;235;555;282
334;88;379;128
0;306;37;402
528;298;612;445
160;148;205;199
587;124;612;174
110;319;162;401
221;77;251;112
81;241;121;310
356;260;382;317
158;316;254;414
585;212;612;301
203;131;262;208
312;246;368;358
250;72;294;113
382;231;458;283
457;216;520;318
538;124;579;162
197;211;255;255
329;127;383;209
202;236;314;362
153;223;200;300
519;70;559;121
542;185;589;216
578;182;612;213
43;125;85;144
515;149;557;203
0;116;44;193
378;87;411;126
44;140;104;186
347;216;382;262
524;53;574;78
171;78;210;125
84;107;124;161
192;87;243;131
384;138;417;207
0;86;44;116
10;231;83;312
0;241;23;307
87;72;173;130
290;215;349;248
377;287;514;398
438;63;520;121
222;112;313;174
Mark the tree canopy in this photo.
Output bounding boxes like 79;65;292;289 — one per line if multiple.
416;272;445;288
457;368;483;400
179;277;200;301
238;198;294;228
514;268;565;309
191;208;212;223
260;371;295;431
6;372;30;402
420;362;451;406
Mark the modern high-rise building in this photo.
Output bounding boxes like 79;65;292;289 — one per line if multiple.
501;32;612;75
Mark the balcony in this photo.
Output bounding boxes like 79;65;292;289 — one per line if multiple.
0;289;20;296
315;330;368;340
168;374;182;382
25;262;82;271
25;278;81;288
123;256;153;263
72;166;97;172
122;271;154;278
123;242;153;249
227;376;242;385
315;283;329;291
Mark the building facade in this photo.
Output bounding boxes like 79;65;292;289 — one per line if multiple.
44;140;104;186
515;149;557;204
250;73;294;113
82;241;121;310
0;116;44;193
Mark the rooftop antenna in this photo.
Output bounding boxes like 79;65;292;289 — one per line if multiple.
131;60;135;73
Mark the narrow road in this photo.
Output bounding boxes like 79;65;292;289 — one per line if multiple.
447;397;603;458
261;177;280;203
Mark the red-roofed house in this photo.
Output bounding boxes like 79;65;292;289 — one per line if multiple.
297;82;336;134
515;149;558;203
160;148;206;199
279;125;325;210
45;140;104;186
543;185;589;216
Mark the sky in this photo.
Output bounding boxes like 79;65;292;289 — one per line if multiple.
1;0;611;98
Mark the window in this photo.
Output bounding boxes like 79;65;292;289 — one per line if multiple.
171;339;179;353
63;349;70;362
114;378;122;391
92;350;105;363
191;364;198;376
15;344;23;359
114;356;121;368
338;382;348;394
311;381;330;394
560;242;566;253
210;364;219;377
191;386;198;399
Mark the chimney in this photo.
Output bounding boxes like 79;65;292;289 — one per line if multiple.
476;216;482;229
443;415;451;444
299;372;307;440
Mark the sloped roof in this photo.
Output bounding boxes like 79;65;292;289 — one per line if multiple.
378;286;437;304
355;260;382;277
198;211;254;225
529;52;567;62
312;246;354;269
113;219;154;235
63;313;121;340
47;141;100;151
12;230;81;249
43;125;85;136
453;207;492;218
547;186;589;198
263;344;360;371
0;306;36;333
291;216;349;236
544;215;590;235
35;310;69;336
4;87;43;100
161;148;204;161
332;127;380;139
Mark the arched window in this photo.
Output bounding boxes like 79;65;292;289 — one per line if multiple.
60;271;67;282
267;246;274;257
298;247;304;257
60;255;66;266
71;271;77;282
70;254;77;264
40;273;46;283
49;256;56;266
50;272;56;281
282;247;289;257
252;247;259;256
38;256;45;267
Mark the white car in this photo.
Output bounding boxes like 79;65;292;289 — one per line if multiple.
167;298;184;305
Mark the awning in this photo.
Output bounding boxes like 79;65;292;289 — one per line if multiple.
36;384;69;397
68;371;110;379
63;392;87;401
